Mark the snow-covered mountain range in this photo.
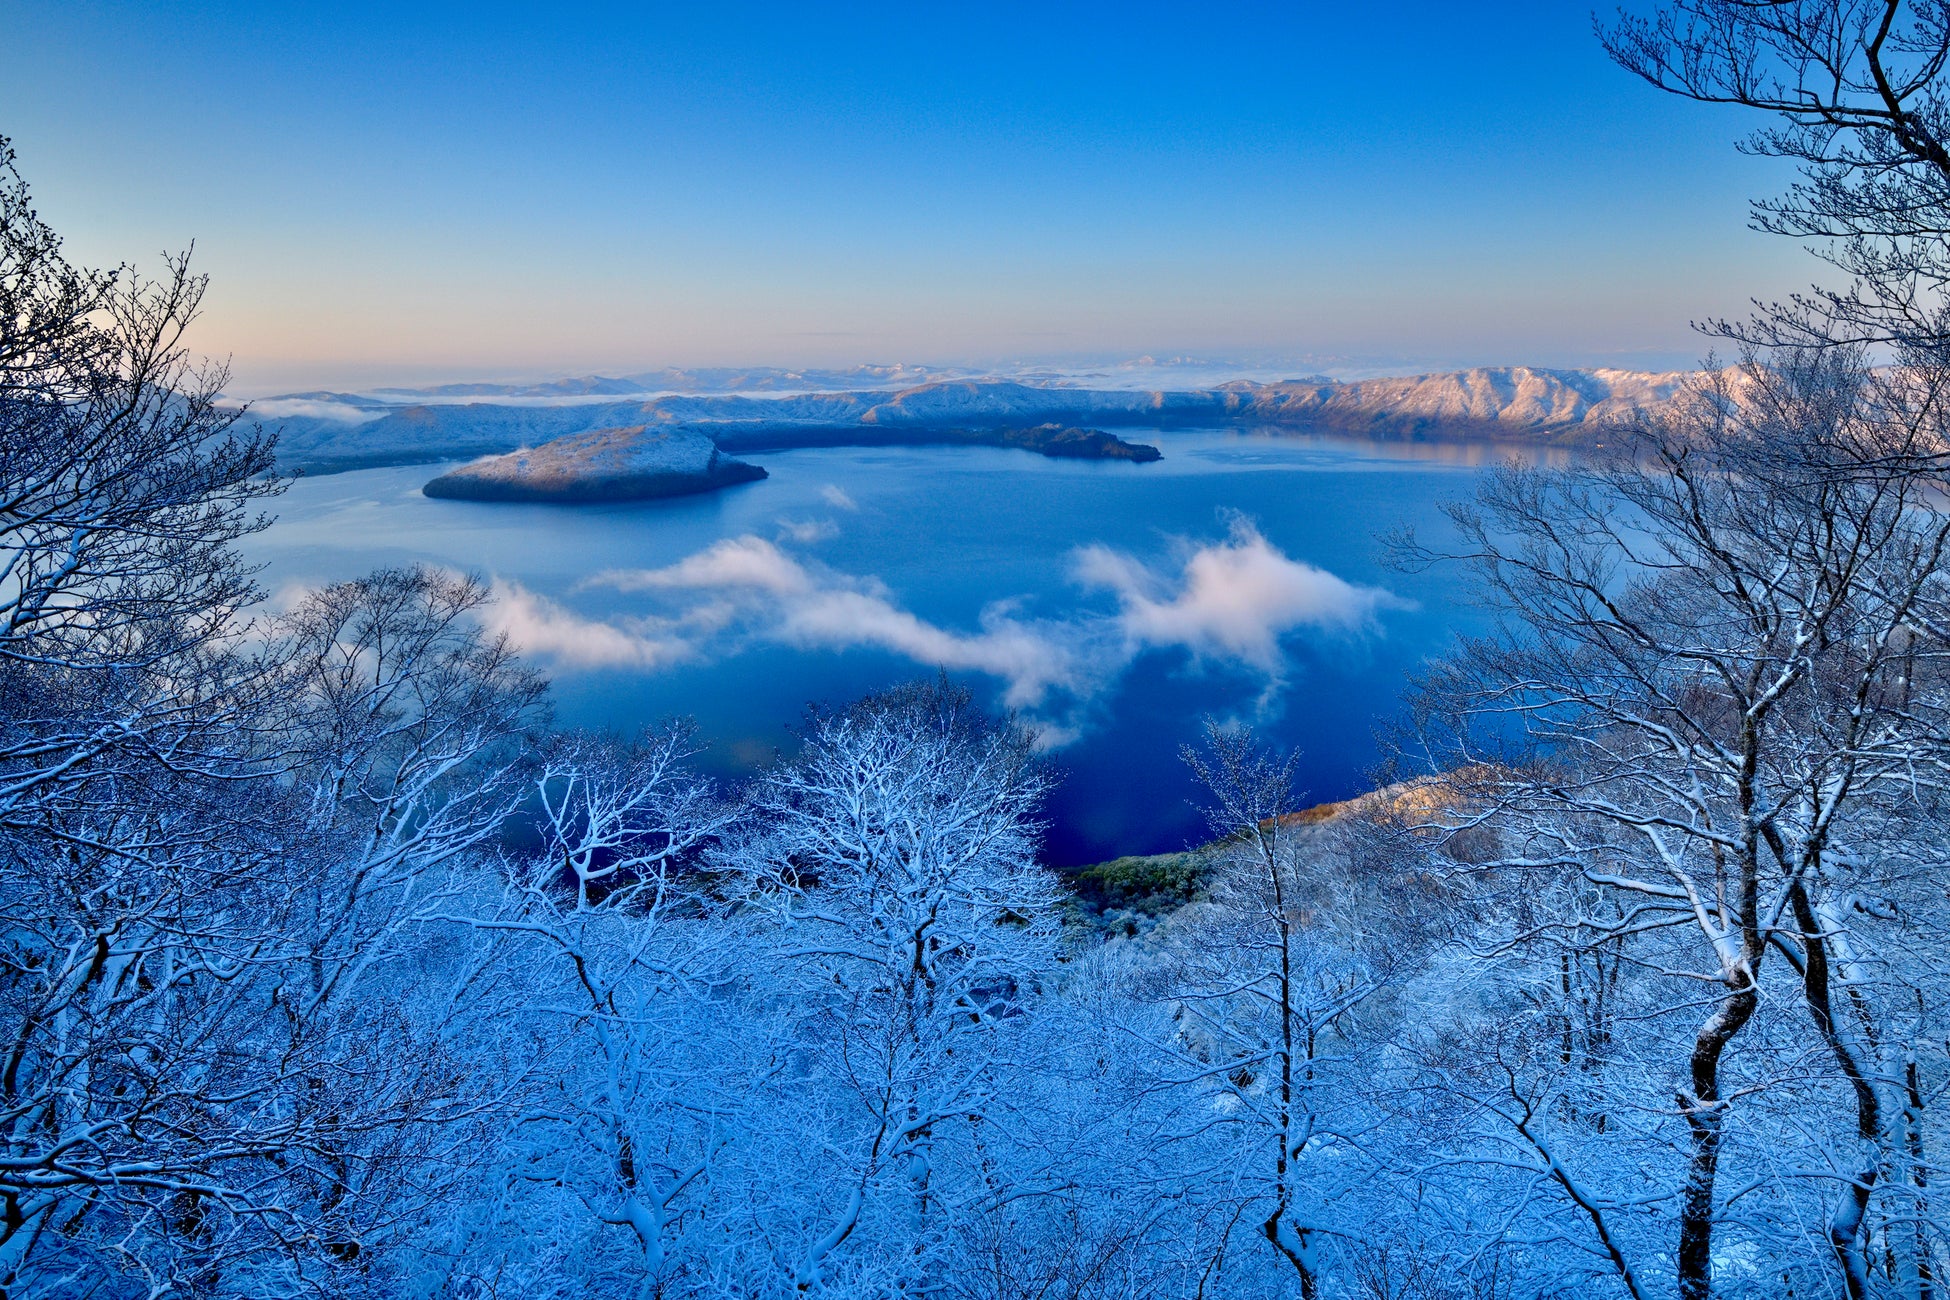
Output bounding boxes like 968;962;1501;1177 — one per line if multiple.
247;366;1703;474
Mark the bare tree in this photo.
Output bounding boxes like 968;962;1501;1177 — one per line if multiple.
0;561;543;1295
0;135;275;675
1171;727;1361;1300
730;678;1060;1294
1602;0;1950;353
447;726;741;1297
1397;348;1950;1299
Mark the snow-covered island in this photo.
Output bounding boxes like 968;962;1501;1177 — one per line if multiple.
422;425;766;503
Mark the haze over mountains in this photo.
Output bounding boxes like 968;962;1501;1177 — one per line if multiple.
245;365;1703;475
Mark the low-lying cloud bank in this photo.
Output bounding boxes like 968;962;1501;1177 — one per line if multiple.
478;518;1406;744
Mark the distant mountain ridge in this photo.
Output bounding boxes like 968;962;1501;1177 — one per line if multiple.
251;366;1702;475
365;364;972;401
1229;366;1697;437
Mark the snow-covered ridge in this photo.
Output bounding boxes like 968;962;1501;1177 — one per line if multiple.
1242;366;1697;431
254;366;1704;474
840;366;1698;432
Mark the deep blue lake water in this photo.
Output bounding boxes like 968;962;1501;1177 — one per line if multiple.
245;429;1524;864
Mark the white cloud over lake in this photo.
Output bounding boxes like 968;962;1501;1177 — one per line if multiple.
582;537;1081;708
484;519;1405;741
776;516;839;544
481;580;693;670
591;535;812;597
1072;516;1407;680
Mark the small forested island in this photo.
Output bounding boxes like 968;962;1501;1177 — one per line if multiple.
422;424;767;503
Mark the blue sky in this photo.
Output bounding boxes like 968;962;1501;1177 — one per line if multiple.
2;1;1817;390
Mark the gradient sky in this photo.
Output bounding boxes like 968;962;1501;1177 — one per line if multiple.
2;1;1821;392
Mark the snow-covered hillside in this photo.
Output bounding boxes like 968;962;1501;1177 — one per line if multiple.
255;366;1707;474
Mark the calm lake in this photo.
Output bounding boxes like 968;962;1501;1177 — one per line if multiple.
245;428;1523;864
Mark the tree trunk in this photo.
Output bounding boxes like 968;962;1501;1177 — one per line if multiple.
1789;883;1885;1300
1907;1048;1935;1300
1677;979;1758;1300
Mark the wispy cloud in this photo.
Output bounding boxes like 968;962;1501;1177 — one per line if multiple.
776;517;839;544
590;536;811;597
819;484;859;512
582;538;1080;708
481;580;693;670
1072;515;1407;680
485;519;1405;743
245;397;384;424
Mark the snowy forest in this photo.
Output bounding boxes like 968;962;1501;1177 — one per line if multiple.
17;3;1950;1298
